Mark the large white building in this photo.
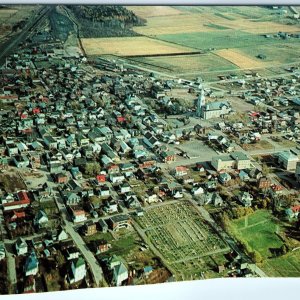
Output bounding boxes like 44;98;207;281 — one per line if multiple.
211;152;251;171
201;101;232;120
278;151;299;171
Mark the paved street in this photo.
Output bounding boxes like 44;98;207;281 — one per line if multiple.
6;244;17;294
64;221;105;286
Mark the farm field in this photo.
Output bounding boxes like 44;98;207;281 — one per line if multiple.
214;49;267;69
127;6;183;18
239;43;300;66
230;210;300;277
156;30;297;52
130;53;238;74
81;36;197;56
130;6;300;36
135;201;230;278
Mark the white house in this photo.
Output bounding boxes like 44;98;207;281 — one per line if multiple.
34;210;49;228
69;257;86;284
108;256;128;286
15;237;28;255
72;209;87;223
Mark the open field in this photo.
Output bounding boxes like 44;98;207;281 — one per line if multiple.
130;53;238;74
136;201;230;278
242;140;274;151
81;37;197;56
0;172;26;193
130;6;300;36
229;210;300;277
126;6;183;18
231;210;283;259
239;43;300;66
214;49;267;69
157;30;298;51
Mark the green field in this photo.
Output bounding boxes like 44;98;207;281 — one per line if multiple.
157;30;297;51
240;43;300;65
232;210;283;259
230;210;300;277
262;250;300;277
130;53;238;75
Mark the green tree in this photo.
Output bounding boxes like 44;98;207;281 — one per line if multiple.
250;251;263;264
84;162;100;176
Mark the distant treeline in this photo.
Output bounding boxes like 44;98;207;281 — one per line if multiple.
67;5;146;38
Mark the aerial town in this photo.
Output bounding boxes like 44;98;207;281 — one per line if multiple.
0;4;300;295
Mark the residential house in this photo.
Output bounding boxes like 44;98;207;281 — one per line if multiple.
144;190;159;204
0;243;6;260
110;173;125;184
71;209;87;223
93;239;110;254
3;191;31;211
34;210;49;228
98;219;108;233
65;247;80;260
83;221;97;236
120;182;131;194
238;192;253;207
175;166;188;177
107;255;128;286
71;167;83;180
13;155;30;168
104;200;118;214
24;251;39;276
68;257;86;284
218;172;232;184
56;172;69;184
107;215;131;231
63;192;81;206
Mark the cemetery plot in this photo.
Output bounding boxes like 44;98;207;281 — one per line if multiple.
136;201;230;278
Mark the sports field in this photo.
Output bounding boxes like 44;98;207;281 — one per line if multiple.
81;36;197;56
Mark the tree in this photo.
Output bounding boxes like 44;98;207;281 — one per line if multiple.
84;162;100;176
250;251;263;264
261;163;270;176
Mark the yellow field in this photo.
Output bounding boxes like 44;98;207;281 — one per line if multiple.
81;37;196;56
214;49;266;69
130;8;300;36
132;14;220;35
126;6;182;18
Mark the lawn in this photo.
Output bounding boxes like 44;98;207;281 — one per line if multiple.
84;232;113;243
229;209;300;277
231;210;283;259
